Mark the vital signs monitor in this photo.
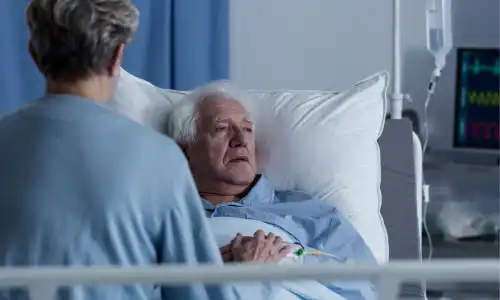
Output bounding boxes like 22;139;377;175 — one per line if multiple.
453;48;500;150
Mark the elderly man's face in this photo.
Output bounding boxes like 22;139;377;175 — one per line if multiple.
186;97;257;186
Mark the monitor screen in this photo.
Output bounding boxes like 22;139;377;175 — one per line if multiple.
454;48;499;150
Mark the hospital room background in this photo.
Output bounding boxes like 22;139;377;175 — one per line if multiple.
0;0;499;299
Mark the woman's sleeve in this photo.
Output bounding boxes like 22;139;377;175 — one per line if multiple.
151;141;237;300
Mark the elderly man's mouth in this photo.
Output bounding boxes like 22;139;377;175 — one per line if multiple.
230;157;249;163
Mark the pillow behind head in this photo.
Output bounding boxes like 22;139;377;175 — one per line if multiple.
111;69;183;129
109;69;389;263
243;73;389;263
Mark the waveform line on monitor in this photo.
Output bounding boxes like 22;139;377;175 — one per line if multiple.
463;57;500;76
467;91;500;107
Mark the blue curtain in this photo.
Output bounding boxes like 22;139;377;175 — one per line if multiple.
0;0;229;114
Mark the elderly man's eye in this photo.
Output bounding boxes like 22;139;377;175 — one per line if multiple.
215;126;227;132
244;127;253;133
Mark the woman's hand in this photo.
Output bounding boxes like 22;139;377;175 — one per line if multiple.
220;243;233;262
220;236;253;262
229;230;291;263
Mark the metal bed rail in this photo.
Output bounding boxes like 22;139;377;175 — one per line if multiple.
0;260;498;300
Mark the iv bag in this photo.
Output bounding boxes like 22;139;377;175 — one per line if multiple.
426;0;453;69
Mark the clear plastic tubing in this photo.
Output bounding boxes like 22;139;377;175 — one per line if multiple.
426;0;453;70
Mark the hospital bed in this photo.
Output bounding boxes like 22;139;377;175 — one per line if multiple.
0;99;497;300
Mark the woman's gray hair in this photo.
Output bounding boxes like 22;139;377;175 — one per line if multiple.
26;0;138;81
164;82;254;146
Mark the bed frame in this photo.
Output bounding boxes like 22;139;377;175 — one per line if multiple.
379;119;425;298
0;260;497;300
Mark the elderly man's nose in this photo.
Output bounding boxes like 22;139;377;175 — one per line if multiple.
230;130;247;147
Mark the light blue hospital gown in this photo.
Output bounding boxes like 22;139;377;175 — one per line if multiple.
203;176;379;300
0;95;236;300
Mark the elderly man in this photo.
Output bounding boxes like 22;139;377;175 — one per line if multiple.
0;1;237;300
164;83;379;300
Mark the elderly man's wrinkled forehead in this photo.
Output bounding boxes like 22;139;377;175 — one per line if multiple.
196;95;253;126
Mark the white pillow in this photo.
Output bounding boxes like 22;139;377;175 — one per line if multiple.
109;69;389;263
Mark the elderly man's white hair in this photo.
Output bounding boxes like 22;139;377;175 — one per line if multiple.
164;81;253;146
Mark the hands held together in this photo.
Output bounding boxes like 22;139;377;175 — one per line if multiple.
220;230;292;263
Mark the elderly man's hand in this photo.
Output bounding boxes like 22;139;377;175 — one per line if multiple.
224;230;291;263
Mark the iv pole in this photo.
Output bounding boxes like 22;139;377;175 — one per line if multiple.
390;0;423;237
390;0;405;120
391;1;427;298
